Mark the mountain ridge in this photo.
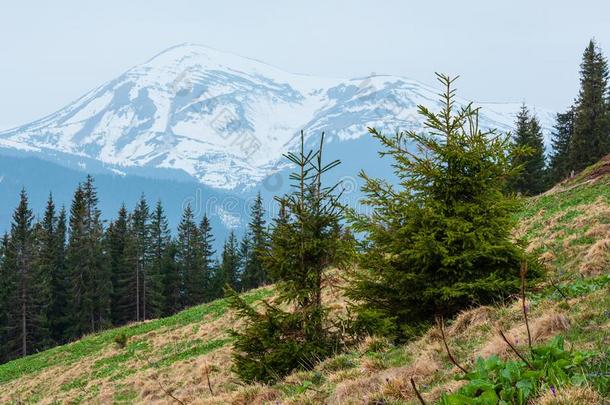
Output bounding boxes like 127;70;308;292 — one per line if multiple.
0;43;556;191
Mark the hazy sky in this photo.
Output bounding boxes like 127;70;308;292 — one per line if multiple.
1;0;608;130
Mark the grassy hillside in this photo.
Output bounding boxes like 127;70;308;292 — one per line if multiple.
1;158;609;404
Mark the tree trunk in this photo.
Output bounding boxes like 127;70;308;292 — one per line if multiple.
21;287;27;357
136;259;140;322
142;260;146;321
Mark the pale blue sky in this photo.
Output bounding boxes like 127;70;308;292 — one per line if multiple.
1;0;608;130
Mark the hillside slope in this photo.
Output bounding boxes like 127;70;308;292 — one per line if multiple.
0;159;608;404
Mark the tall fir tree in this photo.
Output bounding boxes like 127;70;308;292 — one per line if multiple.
149;201;171;318
176;204;204;308
3;190;50;358
34;194;64;345
199;214;215;301
241;193;268;290
347;75;536;341
66;185;88;338
66;177;111;338
126;195;154;321
82;176;112;331
107;205;132;325
220;231;240;291
0;233;9;362
569;39;610;171
237;233;251;290
549;106;576;183
510;104;547;195
227;132;349;383
48;206;68;343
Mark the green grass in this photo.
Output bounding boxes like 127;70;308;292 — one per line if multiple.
113;385;138;404
517;181;609;221
0;287;273;384
532;273;610;303
151;337;232;368
91;340;150;381
60;375;89;392
319;353;359;373
363;345;412;370
514;181;609;242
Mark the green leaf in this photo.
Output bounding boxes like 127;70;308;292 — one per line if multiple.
516;379;534;403
479;389;499;404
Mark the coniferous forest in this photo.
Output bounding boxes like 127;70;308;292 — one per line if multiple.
0;177;270;364
0;39;609;399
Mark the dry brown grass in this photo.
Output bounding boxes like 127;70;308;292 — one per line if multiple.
445;306;493;337
585;223;610;238
514;193;610;276
197;384;281;405
424;380;467;403
535;385;607;404
479;310;570;359
330;374;384;404
580;238;610;276
356;335;391;353
379;354;441;401
0;287;268;405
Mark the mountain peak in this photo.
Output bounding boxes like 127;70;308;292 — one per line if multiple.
0;45;555;191
138;43;311;88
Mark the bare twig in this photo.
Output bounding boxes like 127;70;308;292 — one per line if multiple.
498;328;533;369
410;377;427;405
437;317;469;374
134;352;187;404
520;260;532;353
203;360;214;396
155;377;187;405
549;278;569;303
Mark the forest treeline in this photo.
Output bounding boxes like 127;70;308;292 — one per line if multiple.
0;179;269;364
0;38;608;381
512;39;610;195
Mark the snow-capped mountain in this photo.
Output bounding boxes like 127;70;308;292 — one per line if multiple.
0;43;555;191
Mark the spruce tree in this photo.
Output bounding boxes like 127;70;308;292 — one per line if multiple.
347;75;536;341
83;176;112;331
3;190;50;357
49;206;68;343
570;39;610;171
199;214;215;301
66;177;111;337
149;201;170;318
238;233;252;291
0;233;9;362
241;193;268;290
227;131;349;383
220;231;240;291
66;185;89;338
176;204;204;307
127;195;152;321
33;194;60;345
549;106;575;183
108;205;132;325
510;104;547;195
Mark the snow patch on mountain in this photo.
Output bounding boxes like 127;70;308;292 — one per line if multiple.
0;44;555;190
